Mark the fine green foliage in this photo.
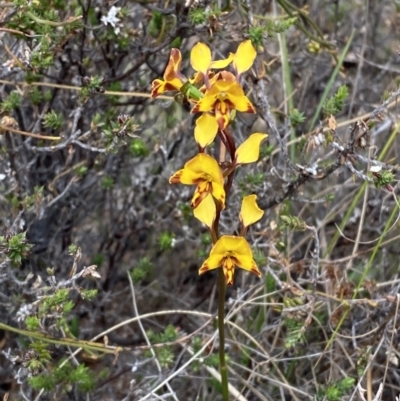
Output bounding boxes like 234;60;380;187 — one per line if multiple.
283;316;306;349
178;202;193;222
80;289;98;300
148;10;163;37
252;247;267;266
260;143;275;158
101;176;114;189
249;17;297;48
0;232;32;266
145;325;178;368
372;169;394;190
238;172;264;195
280;215;307;231
189;8;208;25
29;362;96;393
79;76;105;103
130;257;153;283
25;316;40;331
159;231;175;250
323;85;349;116
289;108;306;127
130;139;150;157
197;232;213;259
1;91;22;112
323;377;355;401
43;110;63;130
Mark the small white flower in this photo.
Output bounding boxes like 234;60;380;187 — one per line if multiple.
370;165;382;173
101;6;122;35
15;304;34;322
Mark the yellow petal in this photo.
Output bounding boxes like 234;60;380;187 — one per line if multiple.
234;253;261;277
193;193;216;228
169;167;198;185
191;89;217;113
190;43;212;75
224;81;255;112
235;133;268;165
194;113;219;147
207;236;246;258
233;40;257;75
240;195;264;228
210;53;234;69
189;153;223;183
199;253;225;275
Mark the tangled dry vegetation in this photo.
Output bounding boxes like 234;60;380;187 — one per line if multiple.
1;0;400;400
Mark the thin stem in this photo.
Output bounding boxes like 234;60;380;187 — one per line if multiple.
26;11;82;27
216;133;229;401
1;124;61;141
218;268;229;401
0;321;118;354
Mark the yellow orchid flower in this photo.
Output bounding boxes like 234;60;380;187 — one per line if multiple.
169;153;225;209
199;235;261;285
239;195;264;229
190;42;234;82
233;40;257;77
191;80;255;130
151;48;186;98
235;133;268;165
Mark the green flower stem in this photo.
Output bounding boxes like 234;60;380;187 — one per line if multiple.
215;138;229;401
218;268;229;401
209;208;229;400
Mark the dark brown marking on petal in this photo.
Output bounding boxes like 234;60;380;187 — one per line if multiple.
191;104;200;114
251;267;262;277
191;189;208;208
169;171;183;184
150;82;163;98
225;99;235;109
164;82;178;92
231;256;240;265
246;103;256;114
199;264;210;274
